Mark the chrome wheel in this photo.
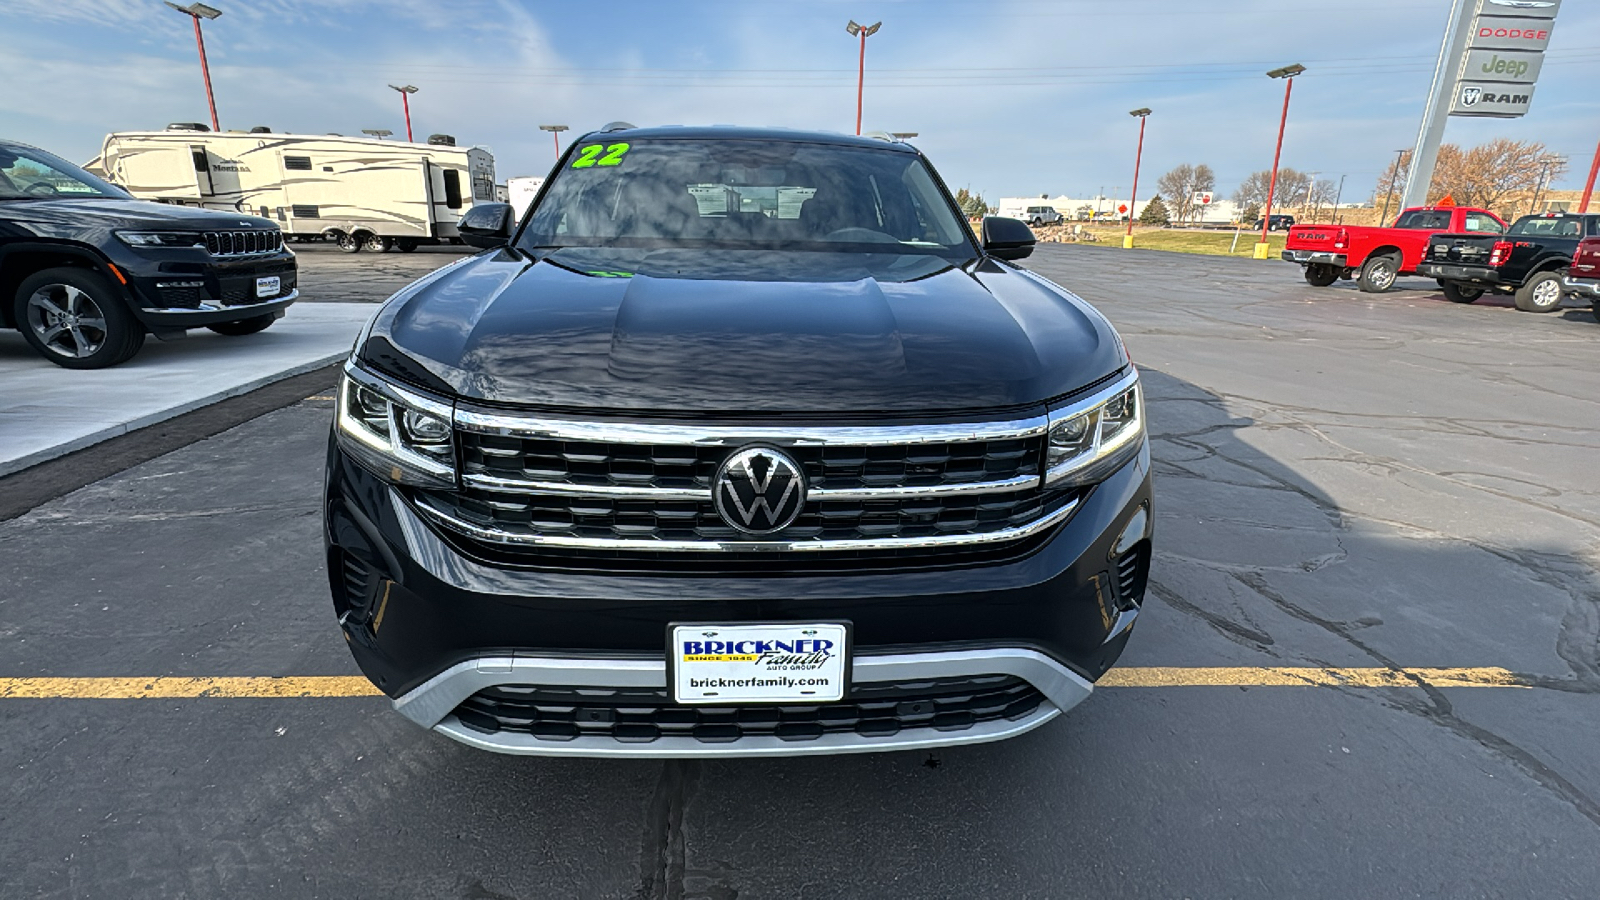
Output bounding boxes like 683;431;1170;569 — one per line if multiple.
1370;261;1395;290
1532;278;1561;308
26;284;107;359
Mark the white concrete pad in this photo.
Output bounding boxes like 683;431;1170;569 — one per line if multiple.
0;303;376;476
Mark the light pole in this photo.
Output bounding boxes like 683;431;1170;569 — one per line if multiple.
540;125;569;161
1301;171;1321;220
164;2;222;133
845;20;881;136
1581;137;1600;213
1125;108;1151;248
361;129;393;140
1255;64;1304;259
1330;174;1347;225
1379;149;1407;225
388;85;418;142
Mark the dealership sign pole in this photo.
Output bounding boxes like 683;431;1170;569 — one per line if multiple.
1399;0;1560;211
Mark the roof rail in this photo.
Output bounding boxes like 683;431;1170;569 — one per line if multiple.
598;121;636;133
861;130;896;142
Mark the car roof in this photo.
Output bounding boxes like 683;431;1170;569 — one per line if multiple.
572;125;920;154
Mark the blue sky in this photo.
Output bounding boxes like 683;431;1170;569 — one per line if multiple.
2;0;1596;203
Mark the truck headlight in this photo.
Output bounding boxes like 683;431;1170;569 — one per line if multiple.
115;231;206;249
1045;370;1143;487
336;362;456;488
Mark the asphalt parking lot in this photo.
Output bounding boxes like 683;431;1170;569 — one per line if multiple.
3;244;1599;899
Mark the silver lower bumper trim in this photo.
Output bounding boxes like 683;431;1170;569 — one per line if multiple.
393;648;1095;758
139;289;298;315
1562;276;1600;298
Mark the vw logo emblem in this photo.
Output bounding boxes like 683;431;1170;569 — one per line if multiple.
712;446;807;535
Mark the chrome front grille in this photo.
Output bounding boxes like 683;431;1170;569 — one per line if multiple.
413;411;1080;555
203;230;283;257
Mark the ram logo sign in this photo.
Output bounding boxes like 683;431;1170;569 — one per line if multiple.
1450;81;1535;117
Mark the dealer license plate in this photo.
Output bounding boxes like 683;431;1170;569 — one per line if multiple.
670;622;848;705
255;275;280;298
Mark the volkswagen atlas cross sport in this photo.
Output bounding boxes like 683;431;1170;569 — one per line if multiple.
324;125;1152;757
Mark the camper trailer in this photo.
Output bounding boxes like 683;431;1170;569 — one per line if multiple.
85;126;496;252
505;175;545;219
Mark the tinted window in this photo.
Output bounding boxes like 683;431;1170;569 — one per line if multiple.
0;144;130;200
443;169;463;210
520;138;974;258
1395;210;1449;229
1508;216;1582;238
283;155;312;171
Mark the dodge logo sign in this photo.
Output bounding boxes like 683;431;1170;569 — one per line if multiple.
1460;86;1482;106
713;447;807;535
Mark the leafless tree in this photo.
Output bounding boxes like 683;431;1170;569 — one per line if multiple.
1233;167;1311;217
1372;140;1565;219
1156;163;1216;224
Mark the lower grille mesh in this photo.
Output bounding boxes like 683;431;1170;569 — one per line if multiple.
453;675;1044;745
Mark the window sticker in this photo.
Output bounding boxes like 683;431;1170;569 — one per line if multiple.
571;143;630;169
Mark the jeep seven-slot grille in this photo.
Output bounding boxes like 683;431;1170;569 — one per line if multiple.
452;675;1044;745
204;230;283;257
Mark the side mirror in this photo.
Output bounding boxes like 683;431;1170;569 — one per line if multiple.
981;216;1036;261
458;202;514;249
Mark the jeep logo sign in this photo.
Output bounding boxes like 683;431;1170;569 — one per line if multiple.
1450;81;1536;117
1461;48;1544;83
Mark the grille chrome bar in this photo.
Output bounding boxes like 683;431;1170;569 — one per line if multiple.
203;230;283;257
454;408;1049;447
412;491;1078;553
460;471;1042;502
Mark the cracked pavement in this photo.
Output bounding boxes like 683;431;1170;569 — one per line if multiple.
1;243;1599;898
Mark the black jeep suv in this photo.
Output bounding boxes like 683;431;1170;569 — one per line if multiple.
0;139;297;368
325;126;1152;757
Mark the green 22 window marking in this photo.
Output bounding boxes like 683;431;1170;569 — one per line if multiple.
571;143;630;169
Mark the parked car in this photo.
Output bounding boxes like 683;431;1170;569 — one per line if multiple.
1019;204;1063;227
324;126;1152;758
1283;205;1506;292
1253;214;1296;231
0;138;297;368
1562;236;1600;323
1417;212;1600;312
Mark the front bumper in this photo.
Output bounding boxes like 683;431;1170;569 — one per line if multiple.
1562;275;1600;299
1416;262;1501;285
110;246;299;328
1282;250;1347;267
324;435;1153;757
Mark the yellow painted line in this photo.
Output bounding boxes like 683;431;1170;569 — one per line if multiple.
305;394;336;401
1098;666;1529;689
0;676;384;699
0;667;1531;699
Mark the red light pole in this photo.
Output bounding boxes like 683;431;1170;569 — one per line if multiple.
540;125;569;160
845;20;881;136
1255;64;1305;259
1580;136;1600;213
1124;108;1151;248
389;85;418;142
164;2;223;133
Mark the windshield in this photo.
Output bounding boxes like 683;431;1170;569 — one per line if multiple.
1507;215;1586;239
519;138;976;260
0;145;129;201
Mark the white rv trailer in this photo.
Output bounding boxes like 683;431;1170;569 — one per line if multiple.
85;126;496;252
505;175;545;219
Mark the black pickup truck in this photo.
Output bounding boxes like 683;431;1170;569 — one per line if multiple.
1417;212;1600;312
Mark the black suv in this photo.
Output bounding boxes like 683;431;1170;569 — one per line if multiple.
0;139;297;368
324;126;1152;757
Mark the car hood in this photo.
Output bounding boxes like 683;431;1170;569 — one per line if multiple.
363;250;1125;415
2;197;276;231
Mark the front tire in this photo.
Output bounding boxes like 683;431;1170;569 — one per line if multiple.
395;238;420;253
206;313;278;336
1514;270;1565;313
13;268;145;369
335;232;363;253
1357;254;1399;293
1304;264;1339;287
1440;283;1484;304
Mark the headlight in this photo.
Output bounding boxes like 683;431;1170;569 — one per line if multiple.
1045;370;1143;487
336;363;456;488
115;231;206;249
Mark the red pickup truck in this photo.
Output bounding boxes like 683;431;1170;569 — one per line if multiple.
1283;206;1507;293
1562;236;1600;323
